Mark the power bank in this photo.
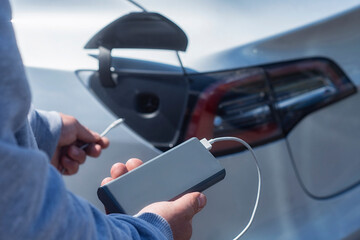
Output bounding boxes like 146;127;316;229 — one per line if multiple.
98;137;226;215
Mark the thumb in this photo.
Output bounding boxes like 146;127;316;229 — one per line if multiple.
76;124;100;143
173;192;207;219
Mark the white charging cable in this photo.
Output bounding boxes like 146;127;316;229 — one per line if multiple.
200;137;261;240
79;118;124;150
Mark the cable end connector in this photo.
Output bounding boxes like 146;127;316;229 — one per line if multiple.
200;138;212;150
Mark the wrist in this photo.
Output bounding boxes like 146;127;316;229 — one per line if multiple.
136;212;173;240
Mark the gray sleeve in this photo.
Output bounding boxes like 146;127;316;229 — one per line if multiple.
0;141;173;240
28;107;62;159
0;2;173;239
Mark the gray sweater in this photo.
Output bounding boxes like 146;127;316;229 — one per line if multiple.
0;1;172;239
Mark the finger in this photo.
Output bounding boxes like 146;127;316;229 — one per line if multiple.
83;137;109;158
76;122;100;144
110;162;128;179
125;158;143;171
85;144;102;158
101;177;114;186
61;156;80;175
97;137;110;149
174;192;207;219
67;145;86;164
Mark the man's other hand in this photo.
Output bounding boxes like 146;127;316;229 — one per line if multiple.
52;113;109;175
101;158;207;240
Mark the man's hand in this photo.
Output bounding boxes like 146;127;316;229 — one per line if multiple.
101;158;207;240
52;113;109;175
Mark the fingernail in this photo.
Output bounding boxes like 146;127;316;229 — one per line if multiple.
197;193;206;209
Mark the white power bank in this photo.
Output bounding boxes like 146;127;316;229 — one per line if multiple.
98;137;226;215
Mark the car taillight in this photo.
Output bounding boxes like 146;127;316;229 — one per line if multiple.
267;59;356;134
185;68;283;155
185;58;356;156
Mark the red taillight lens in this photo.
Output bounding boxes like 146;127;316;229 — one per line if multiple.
185;58;355;156
186;68;282;155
